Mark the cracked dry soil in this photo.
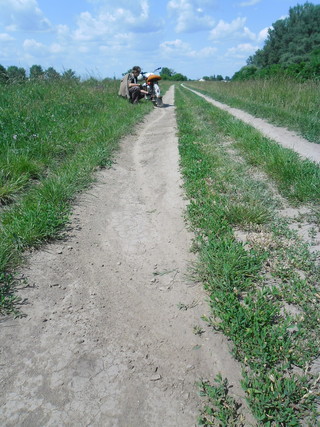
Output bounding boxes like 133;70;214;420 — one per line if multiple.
0;86;250;427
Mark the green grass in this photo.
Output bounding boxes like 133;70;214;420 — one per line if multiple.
181;87;320;204
0;78;154;315
175;85;320;426
185;78;320;143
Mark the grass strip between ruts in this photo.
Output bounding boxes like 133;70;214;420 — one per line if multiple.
175;84;320;426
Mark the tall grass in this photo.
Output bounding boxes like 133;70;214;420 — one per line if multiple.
0;79;153;313
0;80;127;203
186;77;320;143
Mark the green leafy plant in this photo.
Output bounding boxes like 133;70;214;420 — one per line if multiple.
198;374;244;427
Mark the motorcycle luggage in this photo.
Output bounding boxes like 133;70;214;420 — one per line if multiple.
146;74;162;83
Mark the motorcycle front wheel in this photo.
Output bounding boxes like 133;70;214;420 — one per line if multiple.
156;97;163;107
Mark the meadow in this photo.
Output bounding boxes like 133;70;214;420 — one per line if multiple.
187;78;320;144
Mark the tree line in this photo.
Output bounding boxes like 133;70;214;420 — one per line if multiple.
0;64;80;84
160;67;188;81
201;75;230;81
232;2;320;81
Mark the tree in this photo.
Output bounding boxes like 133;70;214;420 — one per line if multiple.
61;69;80;82
232;65;258;81
0;65;8;84
29;64;44;80
170;72;188;81
6;66;26;83
159;67;188;81
160;67;175;80
45;67;61;80
249;2;320;69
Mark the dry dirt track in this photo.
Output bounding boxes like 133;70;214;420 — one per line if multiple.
0;86;251;427
182;84;320;164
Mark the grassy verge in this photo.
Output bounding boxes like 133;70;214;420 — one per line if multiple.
185;78;320;144
175;85;320;426
0;79;154;315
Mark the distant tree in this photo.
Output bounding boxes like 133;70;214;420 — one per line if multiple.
30;64;44;80
61;69;80;82
6;66;26;83
170;72;188;81
0;64;8;84
202;75;227;81
159;67;188;81
160;67;175;80
45;67;61;80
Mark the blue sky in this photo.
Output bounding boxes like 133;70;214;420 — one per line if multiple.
0;0;319;80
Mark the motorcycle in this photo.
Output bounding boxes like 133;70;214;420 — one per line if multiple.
139;67;163;107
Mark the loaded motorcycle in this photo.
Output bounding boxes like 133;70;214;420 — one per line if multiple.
139;67;163;107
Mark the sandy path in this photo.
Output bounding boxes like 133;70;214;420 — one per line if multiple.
182;84;320;164
0;86;250;427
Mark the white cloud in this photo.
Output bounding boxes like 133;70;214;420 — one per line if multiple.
72;0;161;41
160;39;190;54
209;17;265;44
23;38;44;50
73;11;107;42
188;46;217;58
0;0;51;32
50;43;63;54
257;26;269;42
22;38;64;57
226;43;259;58
57;25;69;38
0;33;15;41
243;26;256;40
159;39;217;59
209;17;247;40
239;0;261;6
168;0;215;33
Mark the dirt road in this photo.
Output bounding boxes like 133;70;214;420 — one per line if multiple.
183;84;320;164
0;86;249;426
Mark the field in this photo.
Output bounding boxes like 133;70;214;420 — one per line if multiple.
1;78;319;425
